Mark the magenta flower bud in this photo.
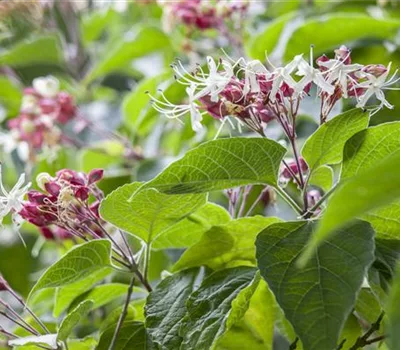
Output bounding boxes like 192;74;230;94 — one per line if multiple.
0;276;9;291
44;182;61;197
90;201;101;218
307;189;322;208
88;169;104;185
40;227;55;240
316;55;330;71
74;186;89;201
39;98;57;114
334;45;352;64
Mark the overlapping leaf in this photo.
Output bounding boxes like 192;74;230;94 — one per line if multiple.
58;300;93;342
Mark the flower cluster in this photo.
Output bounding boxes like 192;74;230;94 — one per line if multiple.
149;46;399;134
20;169;105;241
0;165;30;230
158;0;248;32
0;76;76;161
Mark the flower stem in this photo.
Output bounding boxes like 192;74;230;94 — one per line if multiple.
108;275;135;350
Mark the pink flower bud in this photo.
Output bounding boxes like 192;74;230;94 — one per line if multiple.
39;98;58;114
44;182;61;197
74;186;89;201
88;169;104;185
334;45;352;64
362;64;387;77
40;227;55;240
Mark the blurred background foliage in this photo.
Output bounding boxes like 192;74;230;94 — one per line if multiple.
1;1;400;347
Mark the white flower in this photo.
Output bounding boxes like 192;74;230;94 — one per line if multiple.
238;59;269;96
356;62;399;112
0;165;31;228
319;59;363;97
296;58;335;95
32;75;60;98
269;55;304;101
0;131;29;161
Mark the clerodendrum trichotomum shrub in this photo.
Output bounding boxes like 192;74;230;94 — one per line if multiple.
1;2;400;350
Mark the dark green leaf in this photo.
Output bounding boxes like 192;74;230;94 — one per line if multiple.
256;220;375;350
145;268;201;349
387;263;400;350
145;137;286;194
180;267;259;350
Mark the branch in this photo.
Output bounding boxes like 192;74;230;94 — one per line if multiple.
349;312;385;350
289;337;299;350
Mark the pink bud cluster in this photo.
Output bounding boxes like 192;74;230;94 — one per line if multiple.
159;0;248;32
149;46;399;135
280;157;308;184
7;76;76;157
20;168;105;241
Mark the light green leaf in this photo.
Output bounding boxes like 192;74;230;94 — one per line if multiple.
145;268;201;349
152;203;231;249
79;141;124;172
301;108;369;172
97;321;155;350
180;267;259;350
308;165;333;192
144;137;286;194
303;150;400;263
67;337;97;350
70;283;145;311
216;325;266;350
84;26;170;84
339;314;362;350
173;216;281;271
246;12;295;60
8;334;58;349
54;268;112;317
29;240;112;299
342;122;400;240
57;300;93;342
100;182;207;243
256;220;375;350
0;76;22;116
284;14;400;61
387;263;400;350
0;35;64;66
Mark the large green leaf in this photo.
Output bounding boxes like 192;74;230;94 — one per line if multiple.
301;109;369;172
284;14;400;61
180;267;259;350
84;26;170;84
144;137;286;194
97;321;155;350
0;76;22;116
303;150;400;262
387;263;400;350
0;35;64;66
152;203;231;249
54;268;112;317
342;122;400;240
57;300;93;342
256;220;375;350
29;240;112;299
173;216;281;271
100;182;207;243
145;268;201;349
246;12;295;60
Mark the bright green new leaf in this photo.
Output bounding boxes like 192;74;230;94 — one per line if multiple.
54;268;112;317
145;268;201;349
284;14;400;61
8;334;58;349
0;76;22;116
100;182;207;243
308;165;333;192
302;150;400;263
387;263;400;350
57;300;93;342
97;321;155;350
173;216;281;271
152;203;231;249
29;240;112;299
0;35;64;67
256;220;375;350
180;267;259;350
301;108;369;172
144;137;286;194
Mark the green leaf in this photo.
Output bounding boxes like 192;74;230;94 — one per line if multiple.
216;325;266;350
284;14;400;61
173;216;281;271
68;337;98;350
97;321;155;350
29;240;112;299
180;267;259;350
8;334;58;349
84;26;170;84
57;300;93;342
308;165;333;192
256;220;375;350
100;182;207;243
339;314;362;350
303;150;400;262
0;35;64;67
0;76;22;116
54;268;112;317
387;263;400;350
301;108;369;172
152;203;231;249
144;137;286;194
70;283;145;311
342;122;400;240
145;268;201;349
79;141;124;173
246;12;295;60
